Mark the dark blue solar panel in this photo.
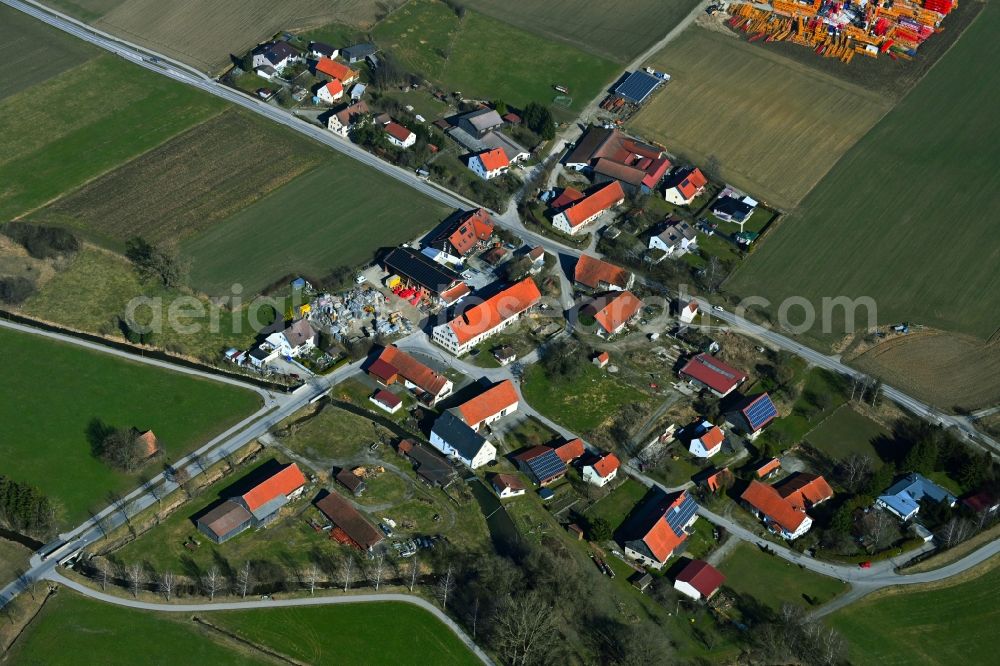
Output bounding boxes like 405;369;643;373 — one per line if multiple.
615;71;662;104
744;394;778;430
666;494;699;536
528;450;566;481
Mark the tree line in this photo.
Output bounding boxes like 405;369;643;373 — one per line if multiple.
0;475;57;539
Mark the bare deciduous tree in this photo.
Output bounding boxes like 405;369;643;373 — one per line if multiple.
95;558;111;591
340;554;355;593
937;516;974;548
303;564;321;596
837;453;873;493
492;592;556;666
436;565;453;611
369;553;386;592
236;560;253;599
861;508;895;554
408;556;419;593
124;562;144;598
201;566;224;601
159;571;175;601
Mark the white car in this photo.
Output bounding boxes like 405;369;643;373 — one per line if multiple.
713;305;725;312
355;274;367;284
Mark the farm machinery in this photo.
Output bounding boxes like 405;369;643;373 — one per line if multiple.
726;0;957;64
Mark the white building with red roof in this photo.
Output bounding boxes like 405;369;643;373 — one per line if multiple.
552;181;625;235
583;452;620;487
432;278;542;355
688;420;725;458
664;167;708;205
317;78;344;104
367;345;453;406
678;353;748;397
674;560;725;600
453;380;519;430
679;299;699;324
385;120;416;148
468;147;510;180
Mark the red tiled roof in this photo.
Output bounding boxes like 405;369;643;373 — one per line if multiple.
135;430;159;457
323;79;343;97
592;453;620;478
334;100;369;126
514;445;554;462
740;481;808;534
372;389;402;409
674;168;708;200
376;346;450;397
550;187;585;210
679;353;747;394
367;358;399;383
700;425;725;449
596;351;610;363
314;492;383;550
588;291;644;335
439;282;471;305
241;464;306;512
455;380;519;427
574;254;631;289
447;278;541;345
316;57;357;81
675;560;725;597
555;438;585;463
756;458;782;478
775;473;834;510
641;157;671;189
562;181;625;228
447;208;494;255
385;121;413;142
476;147;509;171
492;473;525;492
706;468;733;492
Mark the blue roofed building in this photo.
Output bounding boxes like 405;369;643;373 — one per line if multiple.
739;393;778;439
876;473;957;521
515;446;567;486
614;70;664;105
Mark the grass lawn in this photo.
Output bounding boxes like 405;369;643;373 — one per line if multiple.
585;478;648;531
182;161;450;295
501;416;559;454
0;326;260;525
522;362;650;435
727;1;1000;344
0;5;99;101
280;405;392;462
828;559;1000;666
373;0;620;113
721;542;846;611
0;55;224;219
10;590;478;665
0;539;31;585
804;405;889;468
762;368;848;449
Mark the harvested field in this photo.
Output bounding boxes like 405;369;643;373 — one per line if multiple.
629;26;891;209
462;0;702;63
727;2;1000;349
0;55;223;219
33;110;325;245
85;0;405;72
0;4;98;101
373;0;620;113
182;161;450;295
850;331;1000;412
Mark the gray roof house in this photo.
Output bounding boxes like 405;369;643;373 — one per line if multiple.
197;500;253;544
252;41;300;70
649;220;697;256
343;43;378;63
458;108;503;138
429;410;497;469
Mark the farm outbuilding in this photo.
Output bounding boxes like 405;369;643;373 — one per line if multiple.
614;70;664;104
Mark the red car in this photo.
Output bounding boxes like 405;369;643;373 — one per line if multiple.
859;561;872;569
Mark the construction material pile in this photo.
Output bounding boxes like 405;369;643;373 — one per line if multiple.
309;287;413;342
727;0;956;64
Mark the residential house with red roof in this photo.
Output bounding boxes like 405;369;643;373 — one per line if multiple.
688;420;725;458
427;208;495;257
367;345;453;406
593;351;610;368
317;78;344;104
584;291;644;337
678;353;748;397
678;299;699;324
550;187;585;210
552;181;625;235
315;57;359;84
621;489;699;569
674;560;725;601
491;473;526;499
664;167;708;206
432;277;542;355
741;473;833;540
326;100;369;137
453;380;519;430
384;120;416;148
564;126;670;194
468;147;510;180
583;452;620;487
755;458;782;479
574;254;634;291
554;438;585;464
369;389;402;414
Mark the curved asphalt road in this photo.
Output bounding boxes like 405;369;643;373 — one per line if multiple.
48;571;494;665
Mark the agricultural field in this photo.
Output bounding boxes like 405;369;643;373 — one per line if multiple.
0;326;260;525
462;0;702;63
9;591;478;665
0;54;224;220
182;161;450;295
721;542;846;610
0;4;98;100
629;26;891;209
727;1;1000;382
804;405;890;469
43;0;406;72
828;559;1000;665
373;0;620;113
32;110;326;246
849;331;1000;412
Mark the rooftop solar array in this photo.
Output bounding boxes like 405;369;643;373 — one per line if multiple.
665;494;698;536
743;394;778;431
615;71;663;104
698;356;738;380
527;449;566;482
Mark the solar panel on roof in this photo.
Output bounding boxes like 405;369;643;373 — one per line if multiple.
614;71;662;104
699;357;737;380
528;450;566;481
665;494;698;536
743;394;778;431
